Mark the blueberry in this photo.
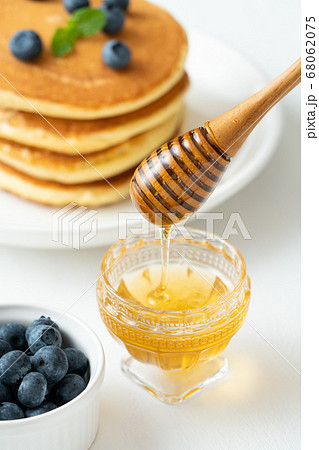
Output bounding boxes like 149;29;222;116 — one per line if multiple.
104;0;129;11
31;346;68;384
26;316;60;342
0;402;24;420
9;383;21;405
17;372;47;408
54;374;86;405
0;381;11;403
9;30;42;62
64;348;89;377
0;323;27;351
44;382;55;400
9;383;29;412
102;5;125;35
102;40;131;70
27;324;62;354
0;340;12;358
63;0;89;13
25;401;57;418
0;351;31;385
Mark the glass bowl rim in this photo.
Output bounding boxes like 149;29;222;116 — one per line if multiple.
99;228;248;316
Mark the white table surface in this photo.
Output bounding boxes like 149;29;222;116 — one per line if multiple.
0;1;300;449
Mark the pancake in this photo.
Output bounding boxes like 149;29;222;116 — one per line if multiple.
0;161;132;207
0;108;183;184
0;0;187;119
0;73;188;154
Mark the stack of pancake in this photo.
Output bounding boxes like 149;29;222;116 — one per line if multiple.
0;0;188;206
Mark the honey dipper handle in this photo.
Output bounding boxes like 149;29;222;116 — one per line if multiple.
206;58;301;157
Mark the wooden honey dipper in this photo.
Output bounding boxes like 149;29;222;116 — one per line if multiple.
130;58;301;225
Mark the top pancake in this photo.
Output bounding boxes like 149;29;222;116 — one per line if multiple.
0;0;187;119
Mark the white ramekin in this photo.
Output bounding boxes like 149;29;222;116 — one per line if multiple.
0;304;105;450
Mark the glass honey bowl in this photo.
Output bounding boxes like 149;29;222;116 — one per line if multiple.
97;229;251;404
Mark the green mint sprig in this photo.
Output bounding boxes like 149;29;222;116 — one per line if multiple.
52;7;107;57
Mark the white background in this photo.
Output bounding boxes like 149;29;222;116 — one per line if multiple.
0;1;300;449
301;1;318;448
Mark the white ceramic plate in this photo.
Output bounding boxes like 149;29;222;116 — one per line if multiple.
0;30;282;249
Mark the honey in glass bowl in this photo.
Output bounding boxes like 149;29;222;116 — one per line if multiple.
97;229;250;403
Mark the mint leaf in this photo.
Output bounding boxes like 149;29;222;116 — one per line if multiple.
52;26;78;57
69;7;106;38
51;7;107;57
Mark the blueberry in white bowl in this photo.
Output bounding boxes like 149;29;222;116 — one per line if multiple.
0;403;24;421
31;346;68;385
0;304;104;450
64;348;89;377
0;340;12;358
27;324;62;354
0;351;31;385
0;381;11;403
25;401;57;418
0;323;27;351
54;373;86;406
26;316;60;342
17;372;47;408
